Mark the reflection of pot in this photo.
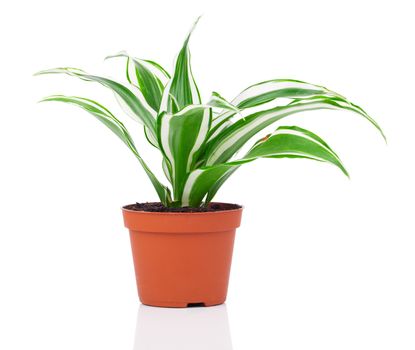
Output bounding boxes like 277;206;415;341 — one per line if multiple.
122;205;243;307
134;304;233;350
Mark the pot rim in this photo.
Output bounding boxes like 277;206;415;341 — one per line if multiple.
121;202;244;215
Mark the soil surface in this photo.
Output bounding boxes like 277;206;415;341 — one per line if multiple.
123;202;242;213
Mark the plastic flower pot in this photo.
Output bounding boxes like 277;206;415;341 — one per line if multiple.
122;203;243;308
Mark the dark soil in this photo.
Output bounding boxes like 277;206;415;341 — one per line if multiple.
123;202;242;213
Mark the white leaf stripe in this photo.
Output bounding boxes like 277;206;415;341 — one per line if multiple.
207;110;236;141
162;158;172;183
207;120;232;141
144;126;159;148
187;107;211;171
159;112;175;176
211;110;235;128
182;169;204;205
159;80;172;113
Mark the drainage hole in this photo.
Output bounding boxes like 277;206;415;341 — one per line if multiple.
187;302;205;308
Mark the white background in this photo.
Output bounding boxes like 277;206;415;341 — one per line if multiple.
1;0;414;349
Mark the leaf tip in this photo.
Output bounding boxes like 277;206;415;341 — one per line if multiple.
381;131;388;144
33;70;45;77
185;16;202;44
104;51;128;61
341;165;350;179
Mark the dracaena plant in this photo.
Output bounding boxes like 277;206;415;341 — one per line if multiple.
35;18;384;207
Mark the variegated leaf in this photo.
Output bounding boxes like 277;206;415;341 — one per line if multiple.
157;105;211;200
205;95;385;166
182;125;348;206
207;92;240;113
35;68;158;141
205;79;347;144
231;79;345;109
159;17;201;113
35;18;385;208
39;95;171;205
106;51;169;111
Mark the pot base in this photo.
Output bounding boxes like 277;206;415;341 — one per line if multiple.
141;299;225;308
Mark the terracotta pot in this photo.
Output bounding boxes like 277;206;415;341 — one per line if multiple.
122;203;243;308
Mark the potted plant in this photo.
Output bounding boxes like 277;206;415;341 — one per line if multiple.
35;18;384;307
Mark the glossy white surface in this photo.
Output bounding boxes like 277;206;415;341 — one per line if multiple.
134;305;232;350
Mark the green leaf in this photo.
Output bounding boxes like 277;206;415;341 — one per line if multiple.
39;95;171;205
140;59;171;79
231;78;345;109
162;158;172;183
205;79;350;147
205;168;236;204
143;125;159;149
35;67;158;141
157;105;211;201
207;91;240;113
204;93;240;142
205;95;385;166
106;52;169;111
128;58;164;110
35;19;385;209
207;110;235;141
182;125;348;206
160;17;201;113
247;126;348;175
